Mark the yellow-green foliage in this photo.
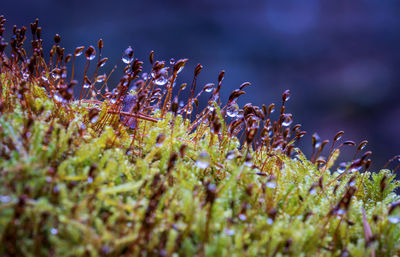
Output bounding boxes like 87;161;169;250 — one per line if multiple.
0;17;400;257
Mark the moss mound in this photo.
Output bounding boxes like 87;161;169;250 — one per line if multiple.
0;16;400;256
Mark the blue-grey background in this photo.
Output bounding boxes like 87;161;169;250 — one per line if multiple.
3;0;400;171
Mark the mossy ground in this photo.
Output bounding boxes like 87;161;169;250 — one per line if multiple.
0;17;400;257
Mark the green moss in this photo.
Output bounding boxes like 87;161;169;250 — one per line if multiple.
0;17;400;256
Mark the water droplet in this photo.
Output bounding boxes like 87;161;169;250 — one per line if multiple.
51;69;60;80
350;166;362;173
239;214;247;221
0;195;11;203
336;209;346;216
186;106;193;114
122;46;134;64
85;46;96;61
337;163;347;174
226;150;235;160
309;188;317;195
90;115;99;124
151;68;168;86
142;72;148;80
87;177;94;183
267;218;274;225
83;82;90;89
224;228;235;236
155;76;168;86
244;160;253;167
53;93;64;103
176;66;184;74
226;103;239;118
204;83;214;93
41;75;48;82
170;58;175;65
50;228;58;235
282;114;293;127
266;181;277;189
388;216;400;224
196;152;210;169
313;133;322;148
96;74;106;83
99;57;108;67
75;46;85;57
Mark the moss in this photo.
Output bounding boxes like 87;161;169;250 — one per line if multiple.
0;16;400;256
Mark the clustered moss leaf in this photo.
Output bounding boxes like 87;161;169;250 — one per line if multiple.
0;16;400;257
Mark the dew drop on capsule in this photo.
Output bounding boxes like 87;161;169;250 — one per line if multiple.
96;74;106;83
0;195;10;203
204;83;214;93
154;76;168;86
122;46;134;64
152;68;168;86
53;93;64;103
75;46;85;57
85;46;96;61
186;105;193;114
282;114;293;127
337;162;347;174
226;103;239;118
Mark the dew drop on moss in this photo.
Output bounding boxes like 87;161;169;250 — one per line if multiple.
122;46;134;64
0;195;10;203
186;106;193;114
388;216;400;224
226;150;235;160
204;83;214;93
224;228;235;236
337;162;347;174
90;115;99;124
226;103;239;118
151;68;168;86
239;214;247;221
266;181;277;189
96;74;106;83
53;93;64;103
196;152;210;169
282;114;293;127
85;46;96;61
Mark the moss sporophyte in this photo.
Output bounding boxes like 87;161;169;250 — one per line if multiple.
0;16;400;256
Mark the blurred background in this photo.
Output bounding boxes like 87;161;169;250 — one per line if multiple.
2;0;400;171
